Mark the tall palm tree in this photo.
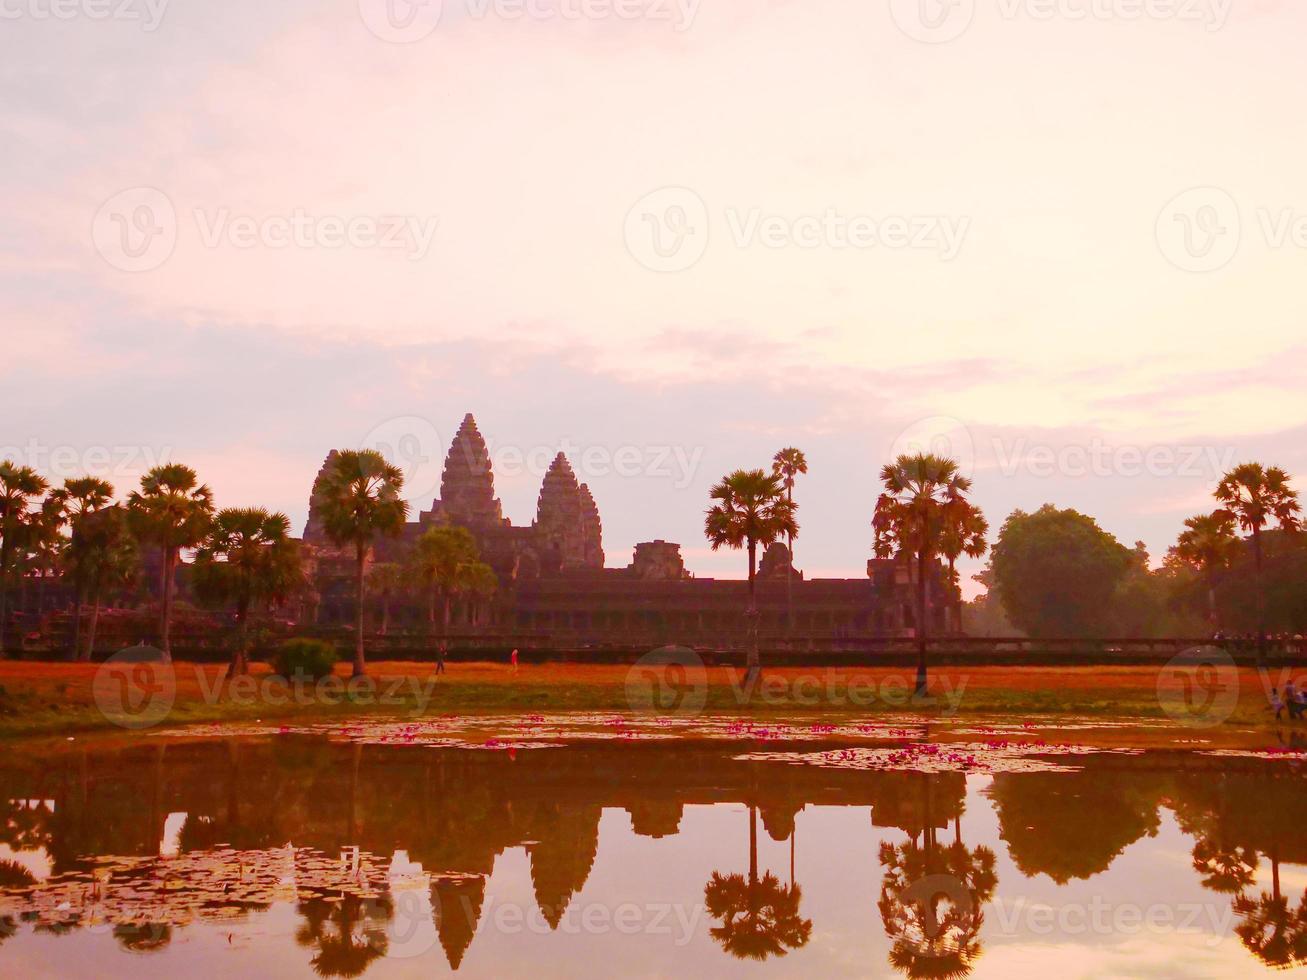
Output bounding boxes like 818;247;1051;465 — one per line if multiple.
771;448;807;632
312;449;409;677
127;464;214;664
704;469;798;690
0;462;50;655
874;454;970;697
408;525;479;630
938;493;988;635
192;508;303;676
22;492;69;617
1170;511;1240;629
53;477;115;659
64;505;137;662
1214;463;1301;658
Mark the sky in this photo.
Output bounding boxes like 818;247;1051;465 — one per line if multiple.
3;0;1307;595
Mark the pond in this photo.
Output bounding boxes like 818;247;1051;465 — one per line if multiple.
1;729;1304;977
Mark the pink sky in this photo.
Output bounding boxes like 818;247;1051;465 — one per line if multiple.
3;0;1306;595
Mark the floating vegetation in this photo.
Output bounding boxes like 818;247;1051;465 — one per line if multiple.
735;740;1143;774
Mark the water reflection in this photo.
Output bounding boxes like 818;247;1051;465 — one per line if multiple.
0;738;1303;976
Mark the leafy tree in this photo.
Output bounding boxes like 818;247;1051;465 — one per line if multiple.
365;562;407;635
312;449;408;676
409;525;479;629
126;464;214;663
874;454;969;695
989;505;1131;638
704;469;798;689
771;447;807;630
52;477;115;658
460;560;498;626
1167;511;1239;629
192;508;303;676
1214;463;1301;658
0;461;49;654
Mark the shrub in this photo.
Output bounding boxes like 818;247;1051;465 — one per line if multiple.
272;638;340;682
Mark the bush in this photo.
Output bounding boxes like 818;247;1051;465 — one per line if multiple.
271;639;340;682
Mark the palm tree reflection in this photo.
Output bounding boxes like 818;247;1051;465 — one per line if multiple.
703;803;811;960
295;894;393;978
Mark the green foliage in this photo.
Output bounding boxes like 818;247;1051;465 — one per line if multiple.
704;469;798;561
192;508;302;615
125;464;214;553
990;505;1132;638
272;638;340;682
311;450;409;552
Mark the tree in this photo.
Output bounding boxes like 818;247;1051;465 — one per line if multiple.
193;508;303;676
460;560;498;626
989;505;1132;639
127;464;214;664
1214;463;1301;658
312;449;408;676
366;563;407;636
53;477;115;659
939;493;988;635
771;448;807;631
874;453;970;696
704;469;798;690
0;462;50;655
408;525;479;630
64;505;137;662
1168;511;1240;630
704;804;811;960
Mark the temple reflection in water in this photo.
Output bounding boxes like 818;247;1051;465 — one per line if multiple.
1;739;1306;977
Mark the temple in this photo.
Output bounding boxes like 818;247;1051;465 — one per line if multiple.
301;413;938;649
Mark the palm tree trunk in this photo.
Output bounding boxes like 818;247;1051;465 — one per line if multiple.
1253;526;1267;662
0;538;10;657
353;543;367;677
159;547;176;664
70;589;84;662
786;483;795;634
231;597;250;677
915;545;928;698
85;593;102;663
749;803;758;885
744;538;760;691
380;596;390;636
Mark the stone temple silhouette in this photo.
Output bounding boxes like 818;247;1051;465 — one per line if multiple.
301;413;935;649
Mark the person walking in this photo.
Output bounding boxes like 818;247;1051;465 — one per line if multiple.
510;648;519;673
436;640;447;675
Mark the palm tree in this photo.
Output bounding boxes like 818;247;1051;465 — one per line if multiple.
0;461;50;655
408;526;479;631
704;804;812;960
1214;463;1301;658
1170;511;1240;629
127;464;214;664
53;477;114;659
771;448;808;631
704;469;798;690
938;494;988;635
65;505;137;662
874;454;970;696
312;449;409;676
192;508;303;676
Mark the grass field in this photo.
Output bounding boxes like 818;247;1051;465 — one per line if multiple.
0;658;1301;739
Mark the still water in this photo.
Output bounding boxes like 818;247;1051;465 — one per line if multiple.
0;734;1304;977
